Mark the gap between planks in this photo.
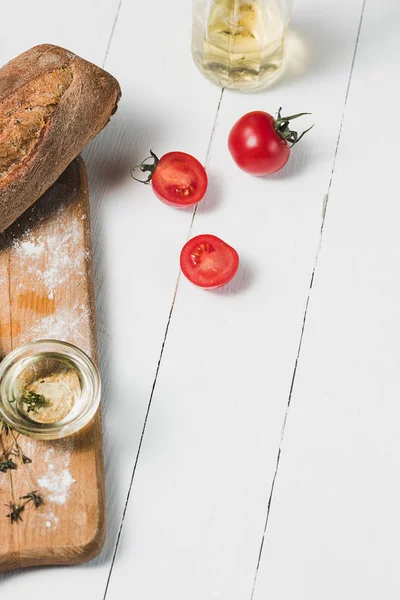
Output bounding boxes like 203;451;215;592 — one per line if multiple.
102;87;225;600
249;2;368;599
102;0;123;69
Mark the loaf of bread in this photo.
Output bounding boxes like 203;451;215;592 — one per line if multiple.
0;44;121;232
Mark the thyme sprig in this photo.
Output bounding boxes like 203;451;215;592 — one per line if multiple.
21;390;49;413
0;418;45;524
0;458;17;473
20;490;43;508
6;502;24;524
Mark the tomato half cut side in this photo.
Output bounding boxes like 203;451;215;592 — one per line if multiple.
180;234;239;289
152;152;208;207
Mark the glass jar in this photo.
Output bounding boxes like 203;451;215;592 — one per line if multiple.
0;340;101;440
192;0;293;91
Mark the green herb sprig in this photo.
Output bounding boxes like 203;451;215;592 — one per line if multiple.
21;390;49;413
0;419;44;524
6;502;24;524
0;458;17;473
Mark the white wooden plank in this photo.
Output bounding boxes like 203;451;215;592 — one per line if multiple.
0;0;119;66
252;1;400;599
104;1;365;598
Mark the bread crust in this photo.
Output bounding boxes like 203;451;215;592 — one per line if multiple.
0;44;121;232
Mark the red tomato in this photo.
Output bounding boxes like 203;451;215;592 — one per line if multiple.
228;109;312;176
132;150;208;207
180;234;239;289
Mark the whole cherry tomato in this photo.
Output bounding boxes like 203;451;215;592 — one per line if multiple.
228;108;313;176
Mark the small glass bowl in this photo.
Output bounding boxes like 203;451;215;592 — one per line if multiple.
0;340;101;440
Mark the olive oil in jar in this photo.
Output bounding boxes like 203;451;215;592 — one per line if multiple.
192;0;290;91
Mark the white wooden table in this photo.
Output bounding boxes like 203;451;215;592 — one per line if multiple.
1;0;398;597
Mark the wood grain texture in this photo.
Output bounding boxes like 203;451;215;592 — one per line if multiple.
0;157;105;572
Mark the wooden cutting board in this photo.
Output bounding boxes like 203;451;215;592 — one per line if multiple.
0;157;105;572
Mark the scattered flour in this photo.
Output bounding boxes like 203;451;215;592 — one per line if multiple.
16;441;67;529
37;447;76;506
38;469;75;505
37;511;60;530
11;206;87;300
17;240;45;256
21;305;90;347
4;200;91;348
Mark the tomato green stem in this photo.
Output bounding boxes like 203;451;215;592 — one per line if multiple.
131;149;160;184
274;107;314;148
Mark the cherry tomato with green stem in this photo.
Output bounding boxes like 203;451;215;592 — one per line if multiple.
228;108;313;176
132;150;208;207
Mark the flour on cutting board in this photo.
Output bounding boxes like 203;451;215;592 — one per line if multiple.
10;200;91;348
18;440;76;529
18;240;45;256
12;203;88;300
40;513;60;530
37;448;76;506
21;305;90;347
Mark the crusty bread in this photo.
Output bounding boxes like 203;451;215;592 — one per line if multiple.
0;44;121;232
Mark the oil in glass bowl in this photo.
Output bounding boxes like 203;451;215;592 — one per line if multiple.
0;340;101;440
15;356;80;424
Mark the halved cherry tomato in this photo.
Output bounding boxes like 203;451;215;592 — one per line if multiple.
132;150;208;207
228;108;313;176
180;234;239;289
